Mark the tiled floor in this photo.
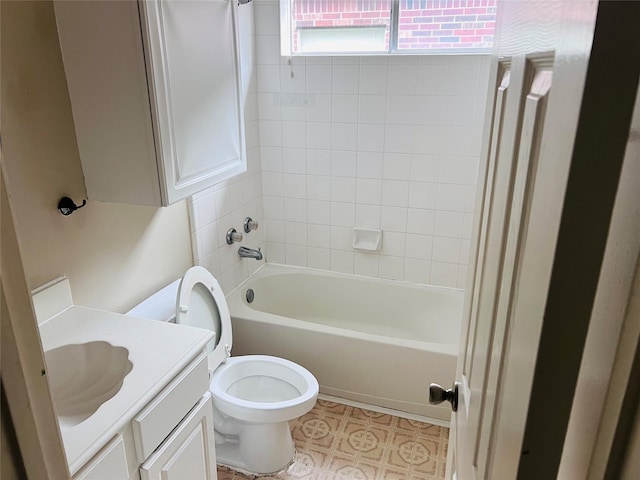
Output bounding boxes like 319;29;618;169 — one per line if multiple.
216;399;449;480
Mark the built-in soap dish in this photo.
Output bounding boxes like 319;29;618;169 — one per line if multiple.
352;227;382;252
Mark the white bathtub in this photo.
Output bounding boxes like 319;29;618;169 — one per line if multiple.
227;264;462;421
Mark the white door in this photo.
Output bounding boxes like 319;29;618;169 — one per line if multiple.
140;393;217;480
438;0;638;478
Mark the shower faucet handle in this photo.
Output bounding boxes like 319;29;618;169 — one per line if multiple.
226;228;243;245
243;217;259;233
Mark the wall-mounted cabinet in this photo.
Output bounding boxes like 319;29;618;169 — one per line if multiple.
55;0;246;206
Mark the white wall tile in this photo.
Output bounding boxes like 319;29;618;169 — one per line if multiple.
416;64;448;95
306;122;331;150
307;200;331;225
404;259;430;284
308;224;331;248
331;177;356;203
262;171;283;196
331;150;357;177
387;65;417;95
283;173;306;198
257;65;281;92
356;178;382;205
438;156;479;185
308;247;331;270
434;211;464;237
409;182;437;209
331;250;354;274
332;94;359;123
306;94;332;122
264;219;284;242
258;93;281;120
355;252;379;277
307;176;331;201
358;124;385;152
436;184;467;212
432;236;461;263
381;206;407;232
381;232;406;257
266;241;285;264
382;180;409;207
263;195;284;220
306;65;332;94
447;64;480;95
358;95;387;124
386;95;416;125
248;33;485;287
282;121;306;148
307;149;331;176
379;255;404;280
411;155;439;182
285;221;307;245
280;65;305;93
355;204;381;228
261;146;283;172
330;226;352;250
282;148;306;174
407;209;435;235
385;125;414;154
286;244;308;267
331;123;358;151
284;198;306;222
255;35;279;65
383;153;412;180
359;65;388;94
430;261;458;287
356;152;383;179
405;234;433;260
331;202;355;227
281;104;305;121
260;120;282;147
332;65;360;94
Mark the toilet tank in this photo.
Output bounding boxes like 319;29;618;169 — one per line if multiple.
127;279;181;323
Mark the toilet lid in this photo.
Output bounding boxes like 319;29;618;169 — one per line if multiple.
176;266;232;371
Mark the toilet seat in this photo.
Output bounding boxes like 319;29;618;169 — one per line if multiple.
176;266;232;372
211;355;318;424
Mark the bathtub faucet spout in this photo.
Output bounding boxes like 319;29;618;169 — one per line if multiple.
238;246;263;260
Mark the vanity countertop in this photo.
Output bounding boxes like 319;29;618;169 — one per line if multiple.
39;305;213;475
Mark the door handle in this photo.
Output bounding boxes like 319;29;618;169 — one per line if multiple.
429;382;459;412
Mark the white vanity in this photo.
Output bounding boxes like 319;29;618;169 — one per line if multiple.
34;278;218;479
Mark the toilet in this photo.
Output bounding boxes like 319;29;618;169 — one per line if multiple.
130;266;319;474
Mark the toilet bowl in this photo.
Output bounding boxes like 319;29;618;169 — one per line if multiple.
174;266;319;474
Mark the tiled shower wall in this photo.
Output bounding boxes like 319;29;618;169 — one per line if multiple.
188;3;266;294
255;1;489;288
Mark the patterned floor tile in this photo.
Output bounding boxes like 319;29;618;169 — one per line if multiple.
216;400;448;479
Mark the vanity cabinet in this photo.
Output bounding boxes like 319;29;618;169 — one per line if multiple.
140;394;216;480
54;0;246;206
71;353;216;480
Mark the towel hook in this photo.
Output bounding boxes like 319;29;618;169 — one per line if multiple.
57;197;87;216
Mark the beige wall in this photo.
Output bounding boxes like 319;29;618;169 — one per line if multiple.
2;1;193;313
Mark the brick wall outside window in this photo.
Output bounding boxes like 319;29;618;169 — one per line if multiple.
291;0;497;52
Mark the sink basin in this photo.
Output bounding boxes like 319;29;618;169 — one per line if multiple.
45;341;133;429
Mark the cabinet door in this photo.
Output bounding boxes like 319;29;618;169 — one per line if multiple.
140;393;217;480
140;0;247;205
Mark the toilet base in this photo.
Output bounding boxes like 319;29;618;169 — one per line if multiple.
214;420;296;475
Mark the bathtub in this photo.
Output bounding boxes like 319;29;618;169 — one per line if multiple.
227;264;462;421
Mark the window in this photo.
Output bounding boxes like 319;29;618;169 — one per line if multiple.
281;0;497;56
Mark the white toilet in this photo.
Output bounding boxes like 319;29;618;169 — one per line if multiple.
131;266;319;474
